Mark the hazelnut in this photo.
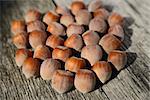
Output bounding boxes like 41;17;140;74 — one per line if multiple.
108;12;124;27
64;34;84;51
88;0;103;12
52;46;72;62
55;6;70;15
81;45;103;66
71;1;85;15
22;57;40;78
27;20;46;32
15;49;33;67
108;24;124;41
47;22;66;36
108;50;127;71
11;20;25;35
29;30;47;49
92;61;112;83
82;30;100;45
60;14;74;27
89;17;107;33
33;45;51;60
25;9;41;23
66;23;84;37
93;8;109;20
46;35;64;49
51;70;74;93
43;11;59;25
75;9;92;25
99;34;122;53
74;69;96;93
40;58;61;80
65;57;86;72
12;32;28;49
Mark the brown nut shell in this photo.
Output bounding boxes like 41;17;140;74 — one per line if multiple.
22;57;40;78
82;30;100;45
55;6;70;15
52;46;72;62
71;1;85;15
88;0;103;12
64;34;84;51
40;58;61;80
74;69;96;93
60;14;74;27
99;34;122;54
51;70;74;93
93;8;109;20
108;50;127;71
46;35;64;49
43;11;59;25
11;20;25;35
65;57;86;73
12;32;28;49
47;22;65;36
33;45;51;60
29;30;47;49
27;20;46;32
92;61;112;83
15;49;33;67
81;45;103;66
25;9;41;23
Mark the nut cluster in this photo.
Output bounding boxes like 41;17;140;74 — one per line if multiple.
11;0;127;94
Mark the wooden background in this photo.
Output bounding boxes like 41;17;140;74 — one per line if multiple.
0;0;150;100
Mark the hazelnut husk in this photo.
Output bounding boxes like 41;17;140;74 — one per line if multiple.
108;50;127;71
65;57;86;73
74;69;96;93
71;1;85;15
51;70;74;93
40;58;61;80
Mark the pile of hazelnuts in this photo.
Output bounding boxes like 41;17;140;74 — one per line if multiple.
11;0;127;94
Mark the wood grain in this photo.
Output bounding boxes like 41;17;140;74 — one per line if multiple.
0;0;149;100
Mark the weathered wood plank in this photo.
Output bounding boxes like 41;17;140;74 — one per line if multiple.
0;0;149;100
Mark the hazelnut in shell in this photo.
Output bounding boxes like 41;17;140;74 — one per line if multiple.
40;58;61;80
55;6;70;15
51;70;74;93
81;45;103;66
74;69;96;93
88;0;103;12
65;57;86;73
71;1;85;15
46;35;64;49
92;61;112;83
99;34;122;54
64;34;84;51
108;50;127;71
52;46;72;62
93;8;109;20
60;14;74;27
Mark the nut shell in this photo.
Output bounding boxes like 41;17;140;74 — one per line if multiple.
71;1;85;15
93;8;109;20
92;61;112;83
52;46;72;62
65;57;86;72
64;34;84;51
29;30;47;49
51;70;74;93
33;45;51;60
88;0;103;12
99;34;122;53
40;58;61;80
22;57;40;78
82;30;100;45
60;14;74;27
74;69;96;93
108;50;127;71
46;35;64;49
81;45;103;66
55;6;70;15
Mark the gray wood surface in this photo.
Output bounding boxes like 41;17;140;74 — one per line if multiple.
0;0;150;100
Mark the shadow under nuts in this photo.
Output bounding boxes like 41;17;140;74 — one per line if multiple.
51;70;74;93
40;58;61;80
92;61;112;83
74;69;96;93
22;57;40;79
65;57;86;73
52;46;72;62
81;45;103;66
108;50;127;71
